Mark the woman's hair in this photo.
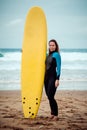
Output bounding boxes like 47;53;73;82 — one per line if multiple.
48;39;60;54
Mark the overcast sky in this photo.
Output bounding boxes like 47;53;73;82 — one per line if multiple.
0;0;87;49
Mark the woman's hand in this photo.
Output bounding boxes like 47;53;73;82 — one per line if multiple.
55;80;59;88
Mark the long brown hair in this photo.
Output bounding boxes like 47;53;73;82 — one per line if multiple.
48;39;60;54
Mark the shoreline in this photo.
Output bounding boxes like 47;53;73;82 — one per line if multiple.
0;79;87;91
0;90;87;130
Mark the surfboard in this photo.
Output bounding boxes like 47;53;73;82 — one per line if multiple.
21;6;47;118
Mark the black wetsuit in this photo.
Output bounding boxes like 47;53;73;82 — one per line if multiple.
44;51;61;116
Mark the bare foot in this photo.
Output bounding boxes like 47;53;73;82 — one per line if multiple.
49;115;54;119
52;116;59;121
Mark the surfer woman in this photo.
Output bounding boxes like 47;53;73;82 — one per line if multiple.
44;39;61;120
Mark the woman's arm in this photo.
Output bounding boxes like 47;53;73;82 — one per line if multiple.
53;52;61;80
53;52;61;87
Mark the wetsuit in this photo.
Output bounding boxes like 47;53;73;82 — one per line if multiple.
44;51;61;116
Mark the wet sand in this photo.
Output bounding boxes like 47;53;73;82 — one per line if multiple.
0;90;87;130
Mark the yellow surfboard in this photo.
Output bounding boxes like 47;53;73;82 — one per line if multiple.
21;6;47;118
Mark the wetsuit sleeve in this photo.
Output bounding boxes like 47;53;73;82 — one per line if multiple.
52;53;61;80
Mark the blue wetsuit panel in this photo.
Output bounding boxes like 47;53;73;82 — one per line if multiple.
52;52;61;79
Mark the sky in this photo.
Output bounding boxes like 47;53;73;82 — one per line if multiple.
0;0;87;49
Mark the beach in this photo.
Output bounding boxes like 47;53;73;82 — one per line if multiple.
0;90;87;130
0;48;87;129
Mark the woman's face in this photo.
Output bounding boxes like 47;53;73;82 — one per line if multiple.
49;41;56;52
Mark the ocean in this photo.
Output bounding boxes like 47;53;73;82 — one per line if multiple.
0;48;87;90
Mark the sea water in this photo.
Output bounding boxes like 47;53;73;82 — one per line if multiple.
0;48;87;90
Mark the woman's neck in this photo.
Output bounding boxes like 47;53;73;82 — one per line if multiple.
49;50;56;55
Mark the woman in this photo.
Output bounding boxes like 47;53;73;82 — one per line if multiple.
44;39;61;120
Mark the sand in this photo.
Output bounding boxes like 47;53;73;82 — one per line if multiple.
0;90;87;130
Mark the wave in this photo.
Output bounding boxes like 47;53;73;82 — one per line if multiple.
0;49;87;71
61;52;87;62
0;53;4;57
62;65;87;70
0;50;87;62
0;52;21;61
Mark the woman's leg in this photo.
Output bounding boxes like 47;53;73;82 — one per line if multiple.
45;79;58;116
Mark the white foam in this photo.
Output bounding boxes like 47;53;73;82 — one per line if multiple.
61;52;87;61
